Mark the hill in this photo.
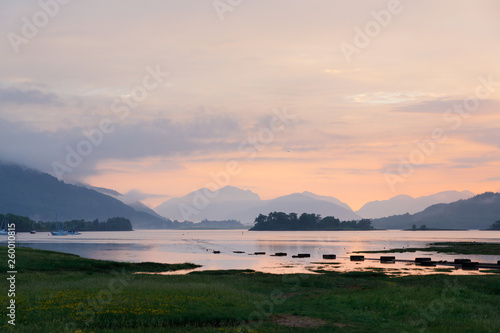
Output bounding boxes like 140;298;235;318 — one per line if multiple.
77;182;165;219
0;162;173;229
236;193;360;223
155;186;261;222
154;187;359;223
373;192;500;229
357;190;475;218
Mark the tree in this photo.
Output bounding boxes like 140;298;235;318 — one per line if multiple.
298;213;320;230
412;224;417;231
319;216;340;229
250;212;377;231
357;219;373;230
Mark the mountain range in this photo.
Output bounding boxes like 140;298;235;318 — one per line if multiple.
356;190;475;218
0;163;173;229
154;187;360;223
1;162;498;229
153;187;480;225
373;192;500;230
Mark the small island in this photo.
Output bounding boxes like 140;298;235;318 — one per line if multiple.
249;212;374;231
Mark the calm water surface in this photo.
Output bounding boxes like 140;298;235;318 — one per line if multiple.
7;229;500;275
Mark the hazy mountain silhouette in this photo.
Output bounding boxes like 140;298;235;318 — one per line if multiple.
4;162;493;230
0;163;172;229
78;182;164;219
154;187;359;223
357;190;475;218
234;193;360;224
300;191;352;211
154;186;262;222
373;192;500;229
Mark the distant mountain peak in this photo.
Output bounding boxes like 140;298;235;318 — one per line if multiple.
299;191;353;211
373;192;500;229
357;190;475;219
154;187;358;222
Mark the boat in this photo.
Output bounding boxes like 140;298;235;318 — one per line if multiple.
64;222;81;235
0;216;9;235
51;221;67;236
51;229;67;236
30;222;37;234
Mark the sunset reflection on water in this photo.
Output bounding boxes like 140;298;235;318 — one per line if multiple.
9;229;500;276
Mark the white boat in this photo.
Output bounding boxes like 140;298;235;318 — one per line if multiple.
51;229;67;236
65;230;81;235
51;221;67;236
0;216;9;235
30;222;37;234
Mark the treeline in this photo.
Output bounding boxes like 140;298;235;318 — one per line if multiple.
250;212;374;231
0;213;133;232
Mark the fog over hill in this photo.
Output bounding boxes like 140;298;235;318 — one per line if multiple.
0;162;172;229
77;183;165;219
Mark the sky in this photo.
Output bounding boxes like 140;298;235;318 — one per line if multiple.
1;0;499;210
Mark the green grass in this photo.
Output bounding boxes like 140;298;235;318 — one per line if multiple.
2;246;500;332
354;241;500;255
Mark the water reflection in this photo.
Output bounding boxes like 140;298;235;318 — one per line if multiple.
5;229;500;275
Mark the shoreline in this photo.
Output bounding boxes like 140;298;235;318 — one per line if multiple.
2;246;500;332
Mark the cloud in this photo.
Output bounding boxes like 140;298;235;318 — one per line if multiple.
380;163;445;175
455;127;500;150
0;87;63;106
481;176;500;182
0;114;248;180
118;189;169;205
393;99;500;114
314;167;379;176
451;151;500;165
346;92;433;105
324;68;361;74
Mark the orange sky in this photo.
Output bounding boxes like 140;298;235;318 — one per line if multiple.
1;1;499;210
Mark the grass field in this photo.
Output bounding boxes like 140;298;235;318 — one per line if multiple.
2;246;500;332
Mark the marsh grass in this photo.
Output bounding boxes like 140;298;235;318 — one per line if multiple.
355;241;500;255
2;246;500;332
